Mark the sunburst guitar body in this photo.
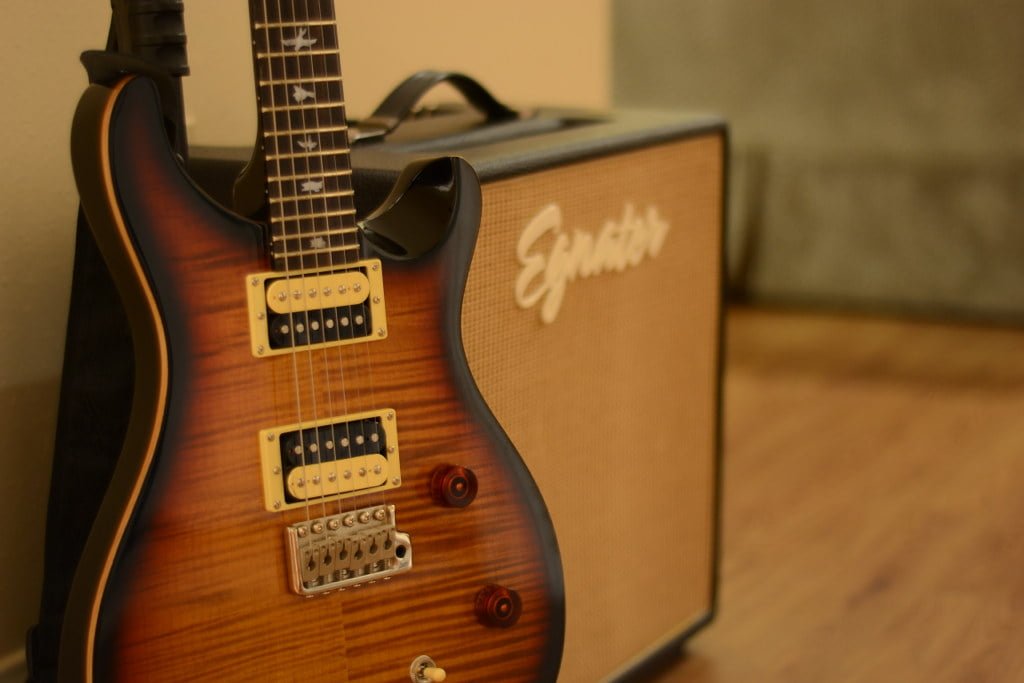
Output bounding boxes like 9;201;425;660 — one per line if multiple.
59;6;564;678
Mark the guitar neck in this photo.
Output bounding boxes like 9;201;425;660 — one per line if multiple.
249;0;359;271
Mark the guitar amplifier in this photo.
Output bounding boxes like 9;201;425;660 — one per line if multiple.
353;81;726;681
191;78;726;682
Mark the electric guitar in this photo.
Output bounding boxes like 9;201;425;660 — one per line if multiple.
59;1;564;680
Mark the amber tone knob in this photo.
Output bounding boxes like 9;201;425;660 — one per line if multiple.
431;465;478;508
475;584;522;628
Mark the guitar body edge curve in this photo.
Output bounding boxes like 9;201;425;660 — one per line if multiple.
59;76;564;683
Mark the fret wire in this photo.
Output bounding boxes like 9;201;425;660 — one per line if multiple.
261;101;346;113
254;20;336;29
269;192;355;204
268;169;352;183
271;227;358;242
257;48;339;59
263;125;348;137
275;245;361;258
272;210;357;223
259;75;344;86
266;148;349;161
251;1;359;267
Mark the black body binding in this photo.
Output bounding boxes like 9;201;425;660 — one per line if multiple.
28;3;190;678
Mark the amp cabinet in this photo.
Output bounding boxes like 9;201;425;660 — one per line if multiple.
352;98;727;681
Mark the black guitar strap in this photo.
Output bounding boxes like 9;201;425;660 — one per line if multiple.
26;3;188;680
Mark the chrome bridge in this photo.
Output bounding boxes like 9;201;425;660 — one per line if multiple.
285;504;412;595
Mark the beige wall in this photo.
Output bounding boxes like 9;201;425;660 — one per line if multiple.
0;0;608;669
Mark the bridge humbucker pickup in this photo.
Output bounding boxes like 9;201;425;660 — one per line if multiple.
286;504;412;595
259;409;400;512
246;259;387;357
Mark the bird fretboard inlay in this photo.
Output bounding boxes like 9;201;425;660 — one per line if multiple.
249;0;358;271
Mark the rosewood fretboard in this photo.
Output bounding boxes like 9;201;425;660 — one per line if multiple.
249;0;359;271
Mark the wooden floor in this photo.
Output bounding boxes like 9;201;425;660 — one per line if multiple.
649;307;1024;683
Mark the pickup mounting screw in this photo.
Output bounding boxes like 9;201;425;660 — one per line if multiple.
251;277;259;286
266;433;275;441
273;500;282;510
257;345;265;355
392;477;401;485
377;328;387;337
257;311;265;320
272;466;281;475
372;263;380;271
373;296;381;304
386;412;395;421
388;446;396;454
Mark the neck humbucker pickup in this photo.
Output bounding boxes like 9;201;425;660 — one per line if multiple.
246;259;387;357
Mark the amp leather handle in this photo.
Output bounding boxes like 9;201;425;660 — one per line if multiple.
360;70;518;139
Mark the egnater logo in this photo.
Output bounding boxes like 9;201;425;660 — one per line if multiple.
514;203;670;323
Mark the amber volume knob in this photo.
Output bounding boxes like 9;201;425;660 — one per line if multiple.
475;584;522;628
431;465;478;508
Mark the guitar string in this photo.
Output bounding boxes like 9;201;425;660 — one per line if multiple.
318;2;401;649
323;2;368;540
254;0;313;537
273;2;349;671
291;0;357;561
332;0;390;557
295;2;363;664
258;0;328;602
293;0;364;600
313;0;382;573
280;0;333;534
